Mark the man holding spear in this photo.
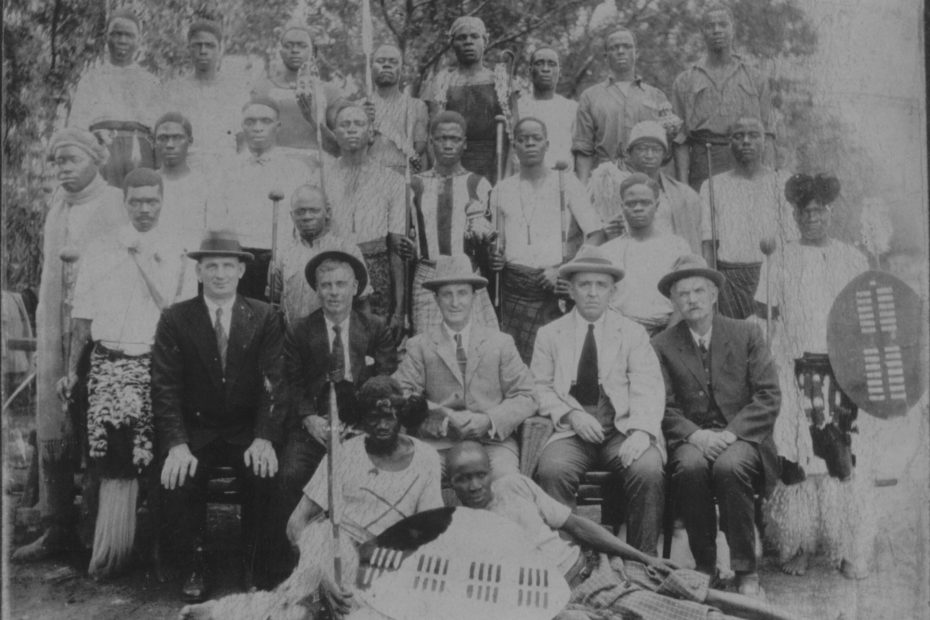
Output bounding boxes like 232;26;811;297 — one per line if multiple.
489;117;604;364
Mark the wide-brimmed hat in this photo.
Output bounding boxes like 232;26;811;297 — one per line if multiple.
187;230;254;261
657;254;725;297
305;250;369;295
626;120;668;154
422;254;488;292
557;246;624;282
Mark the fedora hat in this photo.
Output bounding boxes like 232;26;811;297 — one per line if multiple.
657;253;725;298
557;246;624;282
305;250;369;295
187;230;254;261
421;254;488;292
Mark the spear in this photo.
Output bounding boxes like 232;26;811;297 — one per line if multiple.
361;0;374;97
327;380;343;586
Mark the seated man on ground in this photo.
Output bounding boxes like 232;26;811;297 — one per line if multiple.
178;376;443;620
393;254;536;477
448;441;799;620
532;247;665;555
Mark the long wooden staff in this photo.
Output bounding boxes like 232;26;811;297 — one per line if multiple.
554;160;570;262
403;102;416;336
361;0;374;97
705;142;719;269
267;191;285;309
494;115;507;311
759;237;776;342
327;380;343;586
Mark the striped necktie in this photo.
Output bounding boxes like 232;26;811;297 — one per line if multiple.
454;333;467;380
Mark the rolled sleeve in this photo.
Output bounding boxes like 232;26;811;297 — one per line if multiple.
571;92;597;156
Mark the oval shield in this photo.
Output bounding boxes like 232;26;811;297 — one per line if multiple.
355;506;571;620
827;270;925;419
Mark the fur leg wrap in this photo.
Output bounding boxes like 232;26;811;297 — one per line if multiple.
763;479;821;560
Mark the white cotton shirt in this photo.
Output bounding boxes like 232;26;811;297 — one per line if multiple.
517;95;578;171
571;308;609;381
601;233;690;327
72;226;196;353
159;170;211;252
203;296;235;336
699;168;795;263
492;171;602;268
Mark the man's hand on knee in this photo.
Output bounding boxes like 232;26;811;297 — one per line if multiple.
244;438;278;478
617;430;650;468
161;443;198;490
568;410;604;444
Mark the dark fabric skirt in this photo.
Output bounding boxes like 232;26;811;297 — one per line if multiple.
686;132;734;192
716;260;762;320
501;263;563;364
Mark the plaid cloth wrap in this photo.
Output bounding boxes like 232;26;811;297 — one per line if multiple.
412;259;498;334
360;241;393;318
716;260;762;320
563;554;718;620
501;263;563;364
86;346;154;479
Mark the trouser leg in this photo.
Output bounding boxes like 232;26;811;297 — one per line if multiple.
600;431;664;555
229;442;277;582
712;440;763;573
670;443;718;572
535;436;597;509
160;441;216;567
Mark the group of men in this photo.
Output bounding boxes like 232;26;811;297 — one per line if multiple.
16;3;874;619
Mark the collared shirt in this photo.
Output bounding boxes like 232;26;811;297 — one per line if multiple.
672;55;774;142
601;233;690;328
271;230;372;325
327;159;406;247
414;168;492;260
72;226;196;354
68;60;160;130
571;309;609;380
517;94;578;170
441;320;473;353
491;170;602;268
689;325;712;352
324;313;353;382
214;148;321;249
572;76;675;165
203;295;235;336
699;168;796;262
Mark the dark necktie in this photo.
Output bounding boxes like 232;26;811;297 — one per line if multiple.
214;307;227;373
698;338;711;379
437;175;454;255
574;324;599;407
454;333;467;380
331;323;346;382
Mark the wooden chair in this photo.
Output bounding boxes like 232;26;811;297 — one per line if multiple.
519;416;625;533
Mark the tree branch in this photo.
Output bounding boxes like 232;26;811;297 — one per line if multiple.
378;0;402;47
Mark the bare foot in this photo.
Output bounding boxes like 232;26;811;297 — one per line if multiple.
839;558;868;580
780;549;809;576
735;571;764;599
178;602;215;620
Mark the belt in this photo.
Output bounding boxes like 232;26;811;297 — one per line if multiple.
565;549;598;589
94;341;151;359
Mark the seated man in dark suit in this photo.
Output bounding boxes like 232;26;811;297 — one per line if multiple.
152;230;285;602
277;250;398;517
651;254;780;596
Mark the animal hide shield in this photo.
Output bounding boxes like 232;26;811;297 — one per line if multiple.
827;270;925;419
354;507;571;620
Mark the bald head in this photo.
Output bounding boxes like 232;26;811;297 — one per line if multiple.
447;441;493;508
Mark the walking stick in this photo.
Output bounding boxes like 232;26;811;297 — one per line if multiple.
494;115;507;310
760;237;776;343
554;160;570;314
327;380;343;585
403;103;417;336
705;142;719;270
267;190;285;309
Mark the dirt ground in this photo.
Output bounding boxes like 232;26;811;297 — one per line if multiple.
4;396;929;620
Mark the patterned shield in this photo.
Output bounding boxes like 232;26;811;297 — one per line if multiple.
354;507;571;620
827;270;925;419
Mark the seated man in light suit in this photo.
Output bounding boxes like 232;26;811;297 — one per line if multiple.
394;254;536;476
533;247;666;555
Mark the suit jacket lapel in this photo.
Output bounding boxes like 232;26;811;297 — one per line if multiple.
555;317;575;390
465;326;489;389
308;312;330;376
600;312;622;378
190;298;225;390
675;320;708;387
348;311;367;381
432;327;464;386
225;296;257;389
709;314;731;387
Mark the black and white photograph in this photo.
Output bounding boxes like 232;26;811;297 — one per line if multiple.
1;1;927;619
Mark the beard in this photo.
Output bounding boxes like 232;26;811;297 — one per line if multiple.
365;431;401;456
